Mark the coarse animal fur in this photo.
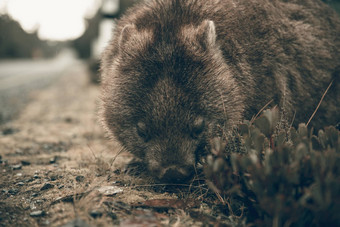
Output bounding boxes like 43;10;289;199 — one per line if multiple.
100;0;340;182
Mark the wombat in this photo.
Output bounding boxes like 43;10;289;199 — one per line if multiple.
100;0;340;182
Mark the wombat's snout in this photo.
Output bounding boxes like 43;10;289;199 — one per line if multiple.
158;165;195;183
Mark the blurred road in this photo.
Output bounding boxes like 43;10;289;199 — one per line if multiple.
0;49;79;124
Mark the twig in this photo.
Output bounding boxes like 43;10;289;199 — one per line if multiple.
191;165;203;195
130;183;209;191
110;147;124;167
250;99;274;124
306;80;334;127
86;142;97;160
216;191;226;205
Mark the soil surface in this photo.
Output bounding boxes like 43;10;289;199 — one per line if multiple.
0;62;230;226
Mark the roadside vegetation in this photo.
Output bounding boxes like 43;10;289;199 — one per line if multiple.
204;108;340;226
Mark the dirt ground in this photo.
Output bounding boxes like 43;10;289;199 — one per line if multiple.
0;62;231;227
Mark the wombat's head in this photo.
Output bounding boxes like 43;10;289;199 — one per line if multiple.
101;20;244;182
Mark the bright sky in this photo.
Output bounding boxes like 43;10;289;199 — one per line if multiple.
0;0;101;41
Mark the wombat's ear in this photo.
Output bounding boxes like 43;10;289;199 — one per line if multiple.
118;24;137;50
181;20;216;53
118;24;152;54
197;20;216;48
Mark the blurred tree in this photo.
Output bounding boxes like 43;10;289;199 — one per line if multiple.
72;11;101;59
0;15;60;59
72;0;141;59
0;15;39;58
102;0;141;19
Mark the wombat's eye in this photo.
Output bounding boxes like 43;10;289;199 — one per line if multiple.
136;122;150;142
191;117;205;139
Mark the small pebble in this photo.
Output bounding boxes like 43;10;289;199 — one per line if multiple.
11;164;22;170
89;209;103;218
108;212;118;220
21;160;31;166
49;175;58;181
58;185;64;189
49;157;56;164
16;182;25;186
113;169;121;175
30;210;45;217
40;183;54;191
97;186;123;196
75;175;85;182
24;178;34;183
8;188;18;195
2;127;16;135
30;202;36;210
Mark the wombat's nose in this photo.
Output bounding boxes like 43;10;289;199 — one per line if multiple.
159;166;194;183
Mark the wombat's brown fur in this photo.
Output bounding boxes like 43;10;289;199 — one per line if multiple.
101;0;340;182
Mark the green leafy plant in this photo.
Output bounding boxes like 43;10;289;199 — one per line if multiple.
204;108;340;226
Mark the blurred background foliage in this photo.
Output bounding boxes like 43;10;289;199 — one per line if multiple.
0;15;64;59
0;0;142;60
